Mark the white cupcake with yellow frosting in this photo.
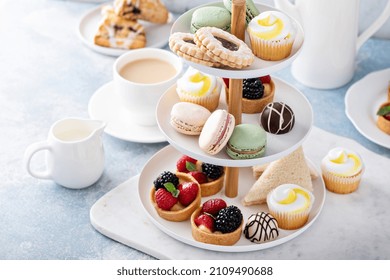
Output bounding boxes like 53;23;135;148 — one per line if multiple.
176;67;221;111
266;184;314;230
247;11;296;61
321;147;364;194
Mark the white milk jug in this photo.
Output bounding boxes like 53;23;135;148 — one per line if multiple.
24;118;106;189
274;0;390;89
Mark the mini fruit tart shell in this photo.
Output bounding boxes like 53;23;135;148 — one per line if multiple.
150;172;201;222
377;101;390;135
190;207;243;246
225;79;275;114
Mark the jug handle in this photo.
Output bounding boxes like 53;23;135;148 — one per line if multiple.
24;141;52;180
357;0;390;50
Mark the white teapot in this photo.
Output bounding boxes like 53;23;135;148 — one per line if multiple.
274;0;390;89
24;118;106;189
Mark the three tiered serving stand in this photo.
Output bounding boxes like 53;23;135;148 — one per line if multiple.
138;0;325;252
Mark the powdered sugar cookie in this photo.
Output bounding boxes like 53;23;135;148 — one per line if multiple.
194;27;254;69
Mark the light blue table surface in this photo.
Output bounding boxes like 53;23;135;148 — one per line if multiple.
0;0;389;260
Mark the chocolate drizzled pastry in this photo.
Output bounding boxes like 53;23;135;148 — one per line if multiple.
244;212;279;243
260;102;295;134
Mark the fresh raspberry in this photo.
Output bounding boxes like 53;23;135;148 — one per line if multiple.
178;182;199;206
259;75;271;84
222;78;229;88
188;171;208;184
155;188;178;210
194;213;215;233
176;155;197;173
202;198;227;216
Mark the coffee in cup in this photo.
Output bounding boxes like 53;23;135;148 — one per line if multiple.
113;48;183;126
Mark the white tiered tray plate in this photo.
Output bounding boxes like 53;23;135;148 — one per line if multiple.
171;2;304;79
78;3;174;56
157;77;313;167
138;145;325;253
345;68;390;149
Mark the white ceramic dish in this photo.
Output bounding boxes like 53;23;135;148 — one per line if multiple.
138;145;325;253
78;3;174;56
345;68;390;149
88;81;166;143
170;2;304;79
157;77;313;167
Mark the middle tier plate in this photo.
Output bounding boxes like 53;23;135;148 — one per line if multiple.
156;77;313;167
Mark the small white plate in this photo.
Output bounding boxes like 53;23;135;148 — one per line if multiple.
345;68;390;149
171;2;304;79
88;81;166;143
138;145;325;253
157;77;313;167
78;3;174;56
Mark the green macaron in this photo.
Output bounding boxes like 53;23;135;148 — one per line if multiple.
223;0;260;25
226;124;267;160
190;6;231;33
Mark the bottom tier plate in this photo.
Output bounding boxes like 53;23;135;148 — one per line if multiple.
138;145;325;253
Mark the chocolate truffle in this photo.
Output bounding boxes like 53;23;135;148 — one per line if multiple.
243;212;279;243
260;102;295;134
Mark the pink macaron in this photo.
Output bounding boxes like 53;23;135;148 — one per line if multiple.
199;109;235;155
170;102;211;135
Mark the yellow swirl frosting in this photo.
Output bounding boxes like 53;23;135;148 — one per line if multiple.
176;67;219;97
322;147;363;176
267;184;314;214
247;11;294;41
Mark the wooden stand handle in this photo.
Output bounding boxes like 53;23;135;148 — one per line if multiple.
224;0;246;198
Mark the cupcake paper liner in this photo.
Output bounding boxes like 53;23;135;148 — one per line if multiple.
248;35;295;61
178;89;220;112
321;168;363;194
267;208;310;230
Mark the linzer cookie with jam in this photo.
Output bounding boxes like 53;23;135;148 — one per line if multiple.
113;0;169;24
94;5;146;50
194;27;254;69
169;32;220;67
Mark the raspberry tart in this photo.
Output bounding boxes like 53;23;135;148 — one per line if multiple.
150;171;201;222
224;76;275;114
176;155;225;197
376;101;390;134
191;199;243;246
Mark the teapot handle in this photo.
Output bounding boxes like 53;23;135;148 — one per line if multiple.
24;141;52;180
357;0;390;50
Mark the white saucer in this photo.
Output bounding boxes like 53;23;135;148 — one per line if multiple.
345;68;390;149
78;3;174;56
88;81;166;143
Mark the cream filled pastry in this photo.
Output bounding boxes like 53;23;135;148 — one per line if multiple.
176;67;221;111
321;147;363;177
247;11;296;61
266;184;314;230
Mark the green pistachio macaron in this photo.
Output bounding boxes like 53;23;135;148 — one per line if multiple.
226;123;267;159
223;0;259;25
190;6;231;33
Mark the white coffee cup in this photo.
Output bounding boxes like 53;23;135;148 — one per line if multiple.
113;48;183;126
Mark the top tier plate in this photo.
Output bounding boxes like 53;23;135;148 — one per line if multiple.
170;2;304;79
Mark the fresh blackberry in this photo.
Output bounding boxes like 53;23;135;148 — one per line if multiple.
201;163;224;180
242;78;264;100
153;171;179;190
215;205;243;233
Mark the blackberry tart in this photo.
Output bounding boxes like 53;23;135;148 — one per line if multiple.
191;199;243;246
150;172;201;222
224;75;275;114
